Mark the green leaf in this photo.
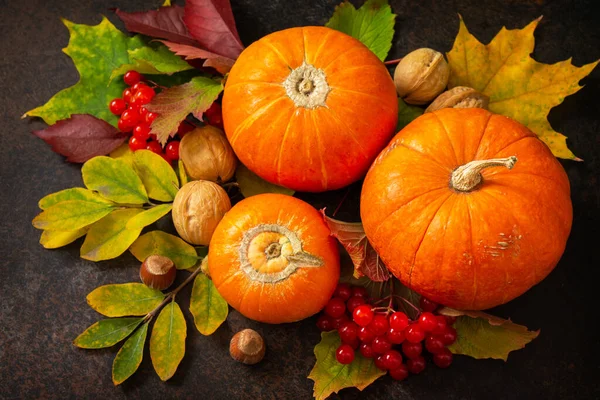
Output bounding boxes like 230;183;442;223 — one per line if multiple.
396;98;424;132
73;317;143;349
80;208;145;261
82;156;148;205
38;187;112;210
326;0;396;61
132;150;179;201
39;228;88;249
178;160;189;186
189;274;228;335
126;204;173;230
129;230;200;270
87;283;165;317
146;76;223;145
32;200;116;231
439;308;540;361
112;322;149;385
110;43;193;81
236;164;295;197
308;331;385;400
150;301;186;381
23;17;145;126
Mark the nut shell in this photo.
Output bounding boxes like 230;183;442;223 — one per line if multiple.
393;48;449;105
179;126;237;182
229;329;265;365
425;86;490;113
140;255;176;290
172;181;232;245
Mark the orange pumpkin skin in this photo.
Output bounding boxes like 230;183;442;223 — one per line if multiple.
222;26;398;192
361;108;572;310
208;193;340;323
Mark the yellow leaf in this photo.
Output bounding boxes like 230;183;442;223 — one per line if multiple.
109;142;134;167
447;16;598;160
40;228;87;249
129;230;200;269
87;283;164;317
189;274;228;335
125;204;173;230
80;208;144;261
132;150;179;202
150;301;186;381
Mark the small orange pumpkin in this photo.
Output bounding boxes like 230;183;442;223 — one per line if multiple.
222;26;398;192
361;108;572;310
208;193;340;323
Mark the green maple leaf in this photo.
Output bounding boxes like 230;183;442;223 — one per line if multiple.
326;0;396;61
308;331;385;400
23;17;145;126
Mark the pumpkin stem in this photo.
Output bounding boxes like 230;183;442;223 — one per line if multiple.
450;156;517;192
283;61;330;109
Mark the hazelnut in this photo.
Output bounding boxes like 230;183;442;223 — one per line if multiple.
393;48;450;105
172;180;231;245
230;329;265;365
179;126;237;182
140;255;176;290
425;86;490;113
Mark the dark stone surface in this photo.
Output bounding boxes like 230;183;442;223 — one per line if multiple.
1;0;599;399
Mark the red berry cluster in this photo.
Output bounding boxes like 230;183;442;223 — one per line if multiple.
108;70;182;162
316;284;457;381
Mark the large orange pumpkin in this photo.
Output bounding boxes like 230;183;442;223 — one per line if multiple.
222;26;398;192
361;108;572;310
208;193;340;323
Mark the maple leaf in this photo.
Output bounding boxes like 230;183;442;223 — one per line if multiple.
183;0;244;60
447;16;599;160
308;331;385;400
320;210;390;282
145;76;223;145
439;308;539;361
23;17;145;127
115;5;198;46
110;42;193;81
326;0;396;62
32;114;128;163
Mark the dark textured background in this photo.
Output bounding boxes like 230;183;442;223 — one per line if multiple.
1;0;599;399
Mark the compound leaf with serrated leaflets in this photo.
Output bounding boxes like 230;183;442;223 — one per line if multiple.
326;0;395;61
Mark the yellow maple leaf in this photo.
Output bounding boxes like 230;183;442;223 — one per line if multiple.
447;16;598;160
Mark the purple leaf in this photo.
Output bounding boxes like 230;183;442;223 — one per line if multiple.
115;5;198;46
159;40;235;74
183;0;244;60
33;114;129;163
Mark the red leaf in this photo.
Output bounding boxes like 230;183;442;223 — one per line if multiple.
159;40;234;74
183;0;244;60
320;210;390;282
115;5;198;47
32;114;129;163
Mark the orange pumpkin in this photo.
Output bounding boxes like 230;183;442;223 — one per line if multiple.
222;26;398;192
208;193;340;323
360;108;572;310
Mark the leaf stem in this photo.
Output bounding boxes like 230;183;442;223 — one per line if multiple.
384;58;402;66
332;188;351;217
144;266;203;321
